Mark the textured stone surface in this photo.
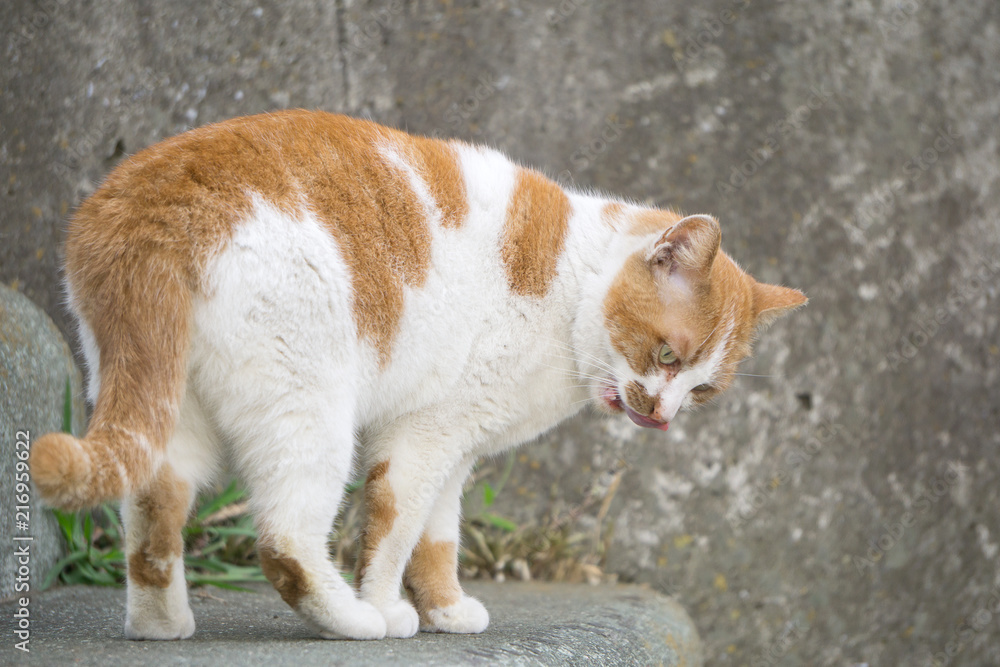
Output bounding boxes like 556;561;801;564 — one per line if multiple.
0;285;86;600
0;582;702;666
2;1;999;664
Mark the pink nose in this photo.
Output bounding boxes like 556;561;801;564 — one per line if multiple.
640;403;670;431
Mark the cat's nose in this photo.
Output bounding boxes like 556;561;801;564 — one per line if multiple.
650;399;679;424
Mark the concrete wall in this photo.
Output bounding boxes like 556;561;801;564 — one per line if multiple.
3;1;998;664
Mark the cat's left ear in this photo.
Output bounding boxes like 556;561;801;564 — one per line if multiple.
648;214;721;287
752;281;808;329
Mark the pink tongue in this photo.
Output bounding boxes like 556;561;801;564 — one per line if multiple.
624;406;670;431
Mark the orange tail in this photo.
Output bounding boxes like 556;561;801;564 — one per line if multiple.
31;228;192;510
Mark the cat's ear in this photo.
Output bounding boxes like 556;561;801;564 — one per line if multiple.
648;214;721;286
752;281;808;329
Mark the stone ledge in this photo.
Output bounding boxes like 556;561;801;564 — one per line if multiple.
1;581;702;666
0;284;86;600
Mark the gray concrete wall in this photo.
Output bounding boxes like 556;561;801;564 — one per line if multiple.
2;1;998;664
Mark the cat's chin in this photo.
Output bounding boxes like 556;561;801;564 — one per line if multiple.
599;386;670;431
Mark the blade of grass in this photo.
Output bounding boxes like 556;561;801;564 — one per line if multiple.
207;526;259;539
62;376;72;434
42;551;89;589
482;512;519;533
195;480;245;522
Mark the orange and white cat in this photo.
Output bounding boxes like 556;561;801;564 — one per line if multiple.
31;110;806;641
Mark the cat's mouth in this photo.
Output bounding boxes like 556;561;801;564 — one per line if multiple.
600;385;670;431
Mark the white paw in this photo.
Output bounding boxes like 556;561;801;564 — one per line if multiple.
124;606;195;640
421;594;490;634
379;599;420;638
309;597;387;640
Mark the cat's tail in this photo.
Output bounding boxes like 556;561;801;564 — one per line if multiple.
31;236;193;510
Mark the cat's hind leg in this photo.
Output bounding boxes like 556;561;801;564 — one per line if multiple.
222;382;386;640
123;389;219;640
403;459;489;634
193;207;384;638
122;466;195;640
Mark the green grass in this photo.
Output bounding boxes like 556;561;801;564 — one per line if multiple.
45;481;267;591
46;382;612;591
458;452;615;585
44;379;265;591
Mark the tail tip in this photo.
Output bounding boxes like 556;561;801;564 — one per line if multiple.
30;432;94;510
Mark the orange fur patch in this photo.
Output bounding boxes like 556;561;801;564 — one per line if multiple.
603;251;670;376
356;460;398;585
258;545;310;609
30;432;94;510
408;138;469;228
624;381;656;416
501;168;572;297
404;537;462;619
601;201;626;229
603;210;754;379
126;467;190;589
628;208;683;236
283;115;433;365
35;111;469;508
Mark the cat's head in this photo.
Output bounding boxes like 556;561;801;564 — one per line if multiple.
595;211;807;431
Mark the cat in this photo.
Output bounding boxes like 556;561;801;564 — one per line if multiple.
30;109;806;641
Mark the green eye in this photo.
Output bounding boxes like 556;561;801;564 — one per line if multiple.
692;384;713;393
658;344;677;365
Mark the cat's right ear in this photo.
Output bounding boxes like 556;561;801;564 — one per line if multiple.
648;214;721;289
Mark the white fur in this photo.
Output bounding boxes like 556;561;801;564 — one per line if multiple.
124;558;195;640
65;280;102;404
105;141;717;640
422;595;490;634
650;315;735;422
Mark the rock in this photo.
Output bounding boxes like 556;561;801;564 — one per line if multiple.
0;581;703;666
0;285;86;601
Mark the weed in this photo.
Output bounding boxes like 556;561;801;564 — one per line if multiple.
44;381;266;590
46;385;618;591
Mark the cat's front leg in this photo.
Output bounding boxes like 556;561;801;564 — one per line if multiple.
403;461;489;634
357;441;478;638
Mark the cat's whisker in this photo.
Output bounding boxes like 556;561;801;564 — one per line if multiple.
539;334;607;362
545;370;613;387
538;361;611;383
554;344;618;374
542;343;618;376
568;396;601;409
